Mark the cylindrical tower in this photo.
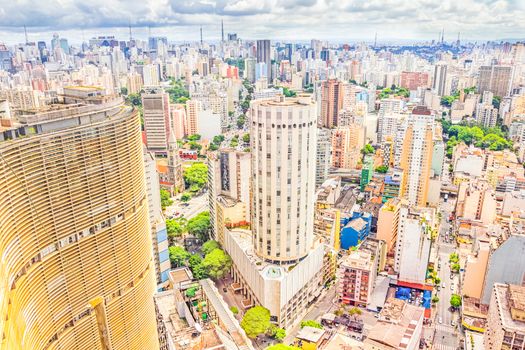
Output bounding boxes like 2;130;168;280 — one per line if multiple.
0;98;159;350
250;95;317;264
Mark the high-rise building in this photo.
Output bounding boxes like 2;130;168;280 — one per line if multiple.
394;205;435;285
376;197;402;253
185;99;201;136
320;79;344;128
476;91;499;128
316;128;331;187
143;63;161;86
169;103;187;140
0;90;159;349
432;62;448;96
400;71;429;90
331;124;365;169
142;86;171;154
256;40;271;82
485;283;525;350
244;57;256;83
478;65;514;97
144;151;170;288
399;106;435;207
222;95;324;329
337;250;376;307
126;71;143;94
251;95;317;262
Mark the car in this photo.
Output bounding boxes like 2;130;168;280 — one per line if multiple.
442;283;446;288
438;317;443;324
451;320;456;326
450;285;454;291
223;287;228;293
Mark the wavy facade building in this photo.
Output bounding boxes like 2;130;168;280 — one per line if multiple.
0;90;159;350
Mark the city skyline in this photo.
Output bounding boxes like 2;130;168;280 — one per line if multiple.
1;0;525;44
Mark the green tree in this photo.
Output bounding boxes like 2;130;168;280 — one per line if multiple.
169;246;190;267
212;134;225;145
230;306;239;315
242;133;250;143
187;211;211;240
451;263;460;273
449;253;459;263
375;165;389;173
266;345;301;350
492;96;502;109
202;248;232;279
187;134;201;141
267;324;286;340
183;163;208;192
348;307;362;315
237;114;247;129
450;294;462;308
202;240;220;255
432;295;440;303
241;306;271;338
120;87;128;95
361;144;375;155
181;193;191;202
300;320;323;329
166;218;186;240
160;189;173;210
126;93;142;106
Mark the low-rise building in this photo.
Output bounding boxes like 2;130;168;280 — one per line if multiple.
364;298;424;350
485;283;525;350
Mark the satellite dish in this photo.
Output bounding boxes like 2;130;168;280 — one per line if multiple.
195;323;203;333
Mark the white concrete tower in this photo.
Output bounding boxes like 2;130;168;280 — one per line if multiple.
250;94;317;264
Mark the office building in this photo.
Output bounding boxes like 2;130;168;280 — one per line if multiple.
399;106;435;207
400;71;429;90
433;62;448;96
244;57;256;83
320;78;344;128
485;283;525;350
478;65;513;97
126;72;143;94
223;95;324;328
476;91;499;128
142;86;171;154
0;90;159;349
256;40;271;81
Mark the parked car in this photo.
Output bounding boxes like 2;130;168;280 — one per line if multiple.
438;317;443;324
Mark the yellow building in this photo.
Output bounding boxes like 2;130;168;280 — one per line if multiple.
0;95;159;349
376;198;402;254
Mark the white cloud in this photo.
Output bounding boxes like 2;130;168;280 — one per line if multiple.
0;0;523;43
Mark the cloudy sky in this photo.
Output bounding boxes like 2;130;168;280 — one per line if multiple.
0;0;524;44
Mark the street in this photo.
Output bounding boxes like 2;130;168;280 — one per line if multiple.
165;191;208;220
433;196;460;350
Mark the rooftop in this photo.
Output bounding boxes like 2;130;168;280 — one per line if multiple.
296;326;326;343
341;250;373;271
494;283;525;332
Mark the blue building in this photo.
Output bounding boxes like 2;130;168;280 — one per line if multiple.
340;212;372;249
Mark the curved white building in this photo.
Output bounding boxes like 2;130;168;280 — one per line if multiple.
250;95;317;263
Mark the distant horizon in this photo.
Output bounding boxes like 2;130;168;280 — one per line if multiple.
1;25;524;47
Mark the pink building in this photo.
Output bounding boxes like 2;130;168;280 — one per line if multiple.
400;71;429;90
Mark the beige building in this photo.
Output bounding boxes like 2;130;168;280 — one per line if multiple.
456;179;497;225
142;86;171;154
463;239;490;299
0;93;159;349
337;250;376;307
376;198;402;253
331;124;366;169
126;71;143;94
321;78;344;128
185;99;201;136
399;106;435;207
364;298;424;350
485;283;525;349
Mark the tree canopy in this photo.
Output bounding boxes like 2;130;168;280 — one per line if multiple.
166;218;186;241
183;163;208;192
169;246;190;267
202;248;232;279
160;189;173;210
266;345;301;350
361;144;375;155
450;294;462;308
241;306;271;338
201;240;220;255
300;320;323;329
186;211;211;241
375;165;389;173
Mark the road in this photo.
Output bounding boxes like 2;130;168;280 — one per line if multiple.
433;197;460;350
165;191;208;220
